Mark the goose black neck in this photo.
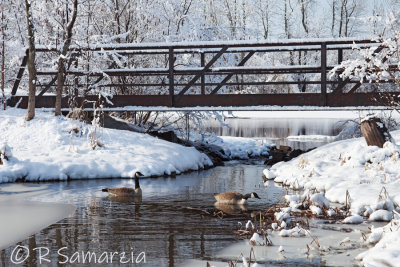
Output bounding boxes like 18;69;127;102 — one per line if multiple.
135;175;140;189
243;193;251;200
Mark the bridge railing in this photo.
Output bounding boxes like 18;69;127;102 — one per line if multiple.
8;38;399;108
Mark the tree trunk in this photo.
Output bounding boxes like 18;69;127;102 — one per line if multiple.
1;7;5;110
24;0;36;121
331;0;336;36
360;117;392;148
300;0;309;35
55;0;78;116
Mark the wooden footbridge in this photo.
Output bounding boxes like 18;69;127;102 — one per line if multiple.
7;38;399;110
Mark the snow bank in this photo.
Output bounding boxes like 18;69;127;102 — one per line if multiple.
272;132;400;216
334;124;362;141
310;192;330;209
262;169;276;180
369;210;393;222
343;215;363;224
0;108;212;182
272;129;400;265
249;233;267;246
203;134;271;159
279;224;305;237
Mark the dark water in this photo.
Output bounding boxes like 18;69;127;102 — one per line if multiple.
0;164;284;267
205;117;344;150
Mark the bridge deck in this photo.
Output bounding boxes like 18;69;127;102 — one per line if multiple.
7;93;398;110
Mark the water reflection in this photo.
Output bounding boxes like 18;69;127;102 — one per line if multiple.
0;164;284;267
214;203;247;215
205;118;343;150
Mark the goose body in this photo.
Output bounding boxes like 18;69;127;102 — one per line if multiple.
214;192;260;204
214;202;247;214
103;187;142;197
102;172;143;197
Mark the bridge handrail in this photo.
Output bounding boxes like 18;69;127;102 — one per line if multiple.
34;37;381;52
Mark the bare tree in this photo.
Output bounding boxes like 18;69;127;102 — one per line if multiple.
330;0;337;36
337;0;364;37
55;0;78;116
299;0;309;35
1;4;6;110
283;0;294;39
24;0;37;121
254;0;272;39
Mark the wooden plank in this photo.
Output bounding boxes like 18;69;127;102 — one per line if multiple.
210;51;255;95
321;43;327;106
169;48;174;106
38;76;57;96
347;82;362;94
35;38;380;52
11;92;400;109
338;48;343;64
331;78;348;94
200;52;205;95
11;49;29;95
178;46;228;96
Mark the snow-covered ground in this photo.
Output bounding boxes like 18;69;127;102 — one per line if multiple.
270;130;400;266
0;108;213;182
203;134;271;159
271;131;400;215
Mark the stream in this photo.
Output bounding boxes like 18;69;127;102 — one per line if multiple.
0;115;371;266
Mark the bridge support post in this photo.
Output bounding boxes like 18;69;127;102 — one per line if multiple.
169;48;174;107
338;48;343;64
200;52;205;95
321;43;327;106
337;48;344;93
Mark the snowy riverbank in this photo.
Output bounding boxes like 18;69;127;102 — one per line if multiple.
270;130;400;265
0;108;213;182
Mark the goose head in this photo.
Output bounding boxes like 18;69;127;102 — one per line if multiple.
250;192;261;199
135;171;144;178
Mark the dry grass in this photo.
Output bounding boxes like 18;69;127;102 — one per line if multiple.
298;156;309;169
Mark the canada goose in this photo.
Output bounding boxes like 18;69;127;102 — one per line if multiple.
102;172;144;197
214;192;261;204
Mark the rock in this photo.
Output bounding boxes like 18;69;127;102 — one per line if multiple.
288;149;303;158
265;148;287;165
194;143;227;166
279;145;291;152
103;114;143;133
360;117;393;148
149;130;179;143
265;146;306;165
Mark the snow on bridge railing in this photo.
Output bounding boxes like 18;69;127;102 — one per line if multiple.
34;37;381;52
